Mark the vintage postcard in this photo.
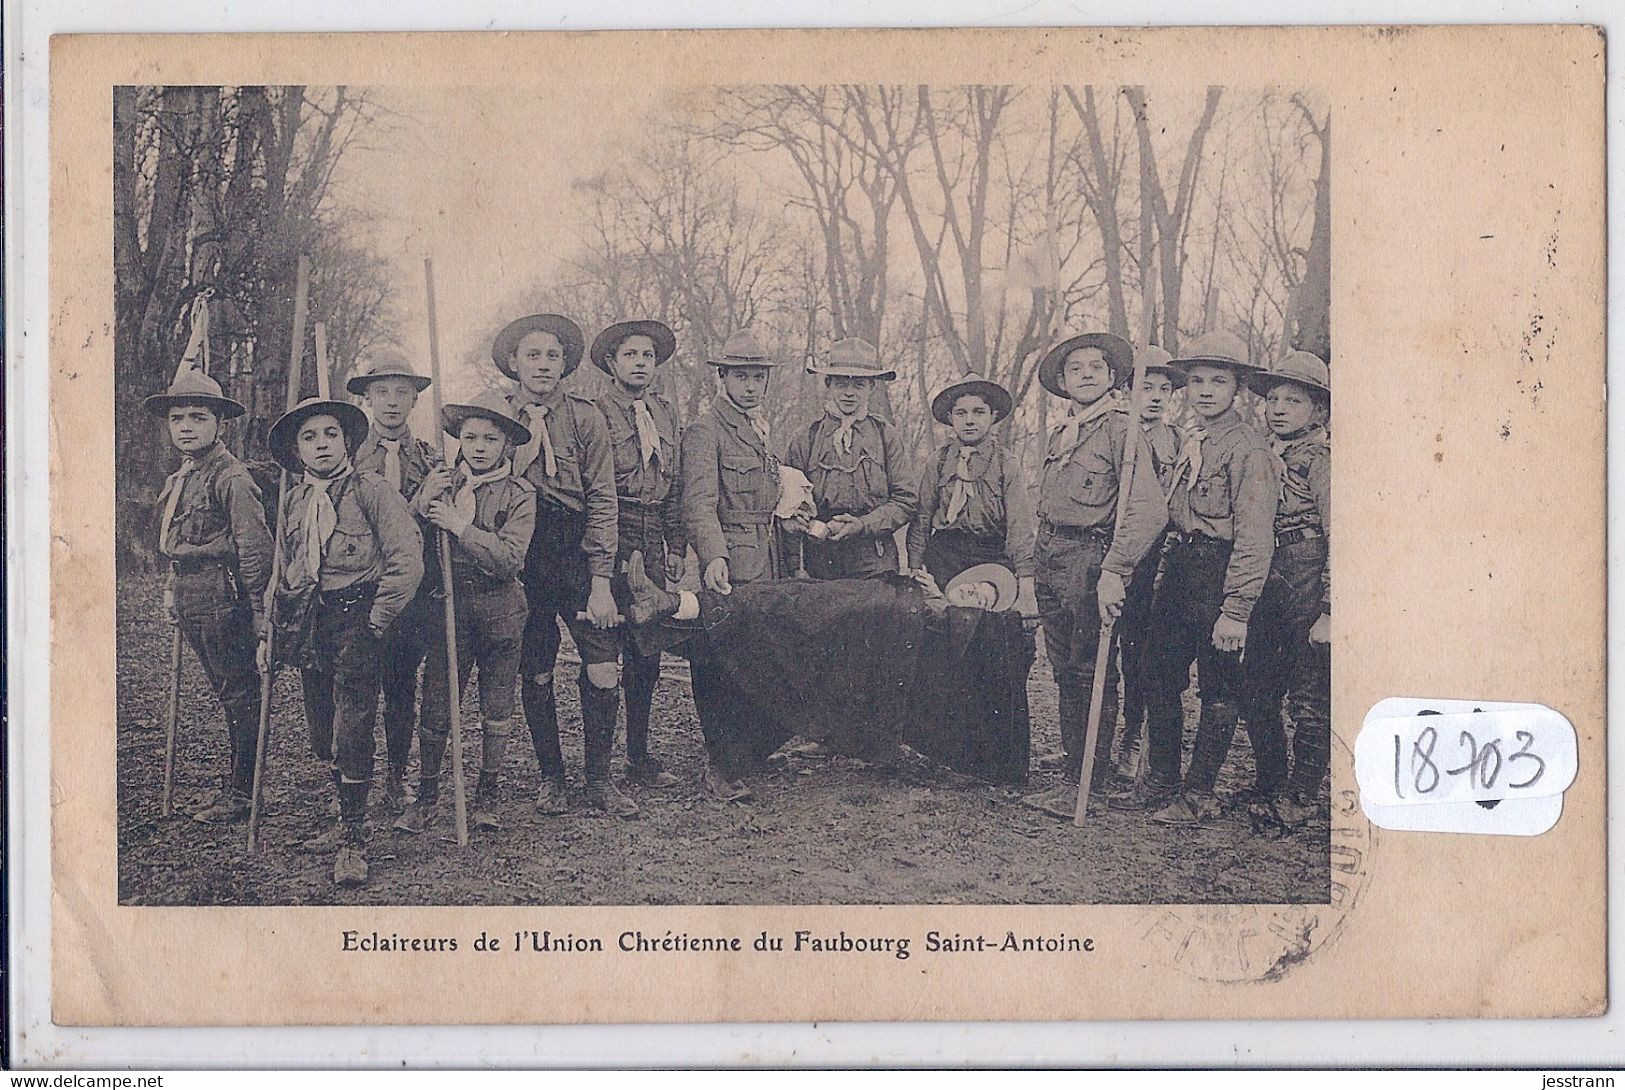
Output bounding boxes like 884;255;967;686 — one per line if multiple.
48;25;1604;1025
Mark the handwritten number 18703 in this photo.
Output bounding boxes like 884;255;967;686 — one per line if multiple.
1393;727;1546;799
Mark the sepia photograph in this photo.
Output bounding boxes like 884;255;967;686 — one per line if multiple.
113;78;1335;907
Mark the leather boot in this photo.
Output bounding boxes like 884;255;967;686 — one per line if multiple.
333;779;370;887
622;653;677;787
623;550;680;625
301;766;345;853
581;678;638;818
393;776;438;834
472;717;513;832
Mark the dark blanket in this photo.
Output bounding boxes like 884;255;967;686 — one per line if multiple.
656;575;1032;783
906;607;1033;785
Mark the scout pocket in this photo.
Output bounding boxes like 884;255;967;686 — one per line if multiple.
322;504;379;579
1191;468;1231;519
270;581;319;669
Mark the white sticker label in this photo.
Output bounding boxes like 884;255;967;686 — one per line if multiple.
1355;699;1577;835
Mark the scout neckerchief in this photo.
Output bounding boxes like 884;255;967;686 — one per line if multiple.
1046;389;1124;462
299;459;354;584
629;394;662;468
452;457;512;526
513;398;559;480
725;389;771;448
943;441;988;525
824;400;868;456
159;443;213;555
1171;424;1208;493
370;424;410;492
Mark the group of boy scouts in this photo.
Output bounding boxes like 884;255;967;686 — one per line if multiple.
143;310;1331;888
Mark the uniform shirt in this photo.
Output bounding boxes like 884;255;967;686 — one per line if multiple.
908;437;1035;577
680;395;782;586
354;425;441;511
155;441;275;619
783;412;917;535
1167;407;1280;623
1036;400;1169;578
597;385;685;558
504;387;618;579
444;467;537;585
1272;424;1331;613
277;469;425;634
1142;418;1185;494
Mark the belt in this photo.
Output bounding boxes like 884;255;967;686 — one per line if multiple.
1276;527;1325;547
170;556;230;576
1039;520;1111;542
1167;530;1229;547
320;580;378;608
617;494;669;511
720;508;776;528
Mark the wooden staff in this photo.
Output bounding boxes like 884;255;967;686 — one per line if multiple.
248;253;311;850
160;627;183;817
423;257;469;847
1073;342;1150;827
314;321;331;399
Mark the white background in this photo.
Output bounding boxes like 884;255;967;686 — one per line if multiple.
6;0;1621;1070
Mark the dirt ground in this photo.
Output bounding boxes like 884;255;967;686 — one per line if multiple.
117;573;1329;906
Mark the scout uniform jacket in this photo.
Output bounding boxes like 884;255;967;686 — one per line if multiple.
1144;419;1185;495
444;468;537;589
681;396;782;586
596;385;685;559
1036;404;1168;578
156;441;275;621
783;413;918;534
1271;424;1331;614
1166;407;1280;624
275;469;425;635
354;424;443;584
908;437;1035;577
504;388;618;580
354;426;441;512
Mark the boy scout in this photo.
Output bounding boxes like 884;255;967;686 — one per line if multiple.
908;372;1034;588
263;397;424;886
1106;331;1278;825
1110;345;1185;784
679;327;788;801
1023;332;1167;821
590;319;686;792
396;391;537;834
1240;351;1331;825
490;313;631;818
783;338;917;580
346;350;441;811
143;368;274;823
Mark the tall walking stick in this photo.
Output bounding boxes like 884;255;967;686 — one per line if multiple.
1073;344;1150;827
160;627;183;817
423;257;469;847
248;254;311;850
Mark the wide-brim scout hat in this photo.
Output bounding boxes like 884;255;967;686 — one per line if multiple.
268;397;369;474
1171;330;1263;378
707;327;783;369
142;368;246;420
931;372;1014;425
590;319;677;375
807;337;896;382
945;562;1019;613
1247;349;1331;400
491;313;586;380
345;348;431;395
1134;344;1187;390
442;389;533;447
1037;332;1133;398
